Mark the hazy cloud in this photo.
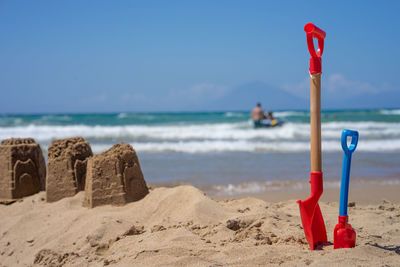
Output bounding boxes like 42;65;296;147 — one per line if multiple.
84;91;108;104
120;92;149;104
169;83;230;101
281;79;309;98
282;73;394;98
325;73;379;94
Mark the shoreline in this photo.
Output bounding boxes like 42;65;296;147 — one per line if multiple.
149;181;400;205
210;184;400;205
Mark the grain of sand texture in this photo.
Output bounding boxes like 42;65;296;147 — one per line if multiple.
0;185;399;266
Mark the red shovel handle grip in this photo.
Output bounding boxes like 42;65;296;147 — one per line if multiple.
304;23;326;73
305;23;326;41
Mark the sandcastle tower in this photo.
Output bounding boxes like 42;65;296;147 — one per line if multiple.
0;138;46;200
46;137;93;202
83;143;149;208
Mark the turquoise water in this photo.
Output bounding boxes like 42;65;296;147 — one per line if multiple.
1;109;400;153
1;109;400;127
1;108;399;194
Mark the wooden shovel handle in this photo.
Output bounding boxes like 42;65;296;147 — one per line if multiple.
310;73;322;172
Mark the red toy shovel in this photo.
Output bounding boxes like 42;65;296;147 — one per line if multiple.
334;129;358;249
297;23;327;250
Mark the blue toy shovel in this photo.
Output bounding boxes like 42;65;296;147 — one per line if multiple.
334;129;358;249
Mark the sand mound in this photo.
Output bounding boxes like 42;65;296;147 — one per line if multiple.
0;185;399;266
84;143;148;208
46;137;93;203
0;138;45;201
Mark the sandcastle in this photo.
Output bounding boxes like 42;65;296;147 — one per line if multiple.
46;137;93;202
0;136;148;208
84;142;149;208
0;138;46;200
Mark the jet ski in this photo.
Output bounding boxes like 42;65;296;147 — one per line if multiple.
253;118;284;128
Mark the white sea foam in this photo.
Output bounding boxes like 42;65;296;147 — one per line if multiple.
1;121;399;140
0;123;304;142
116;139;400;153
13;118;23;125
207;178;400;196
208;180;342;195
85;138;400;154
380;109;400;115
1;121;400;153
224;112;245;117
117;113;128;119
273;111;307;117
40;115;72;121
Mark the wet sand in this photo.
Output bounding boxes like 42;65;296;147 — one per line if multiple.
212;184;400;204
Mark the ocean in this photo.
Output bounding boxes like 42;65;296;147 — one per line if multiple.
1;109;400;195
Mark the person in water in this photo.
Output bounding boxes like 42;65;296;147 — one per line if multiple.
265;110;274;120
252;104;281;128
251;103;264;120
251;103;265;127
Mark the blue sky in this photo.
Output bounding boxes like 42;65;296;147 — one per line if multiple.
0;0;399;113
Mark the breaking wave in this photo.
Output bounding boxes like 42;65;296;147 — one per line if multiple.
1;121;400;153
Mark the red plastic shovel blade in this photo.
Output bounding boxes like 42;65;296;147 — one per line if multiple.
334;216;356;249
298;201;327;249
297;172;327;250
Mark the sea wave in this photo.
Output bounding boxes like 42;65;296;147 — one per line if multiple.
207;180;339;195
224;112;245;118
40;115;72;122
379;109;400;115
1;121;400;141
205;178;400;195
39;138;400;154
273;111;307;117
91;139;400;153
1;121;400;153
117;113;128;119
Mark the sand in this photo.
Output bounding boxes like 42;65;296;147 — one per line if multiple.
0;185;399;266
0;138;46;201
84;143;148;208
46;137;93;203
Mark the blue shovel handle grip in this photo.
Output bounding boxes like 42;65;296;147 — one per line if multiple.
339;129;359;216
341;129;358;155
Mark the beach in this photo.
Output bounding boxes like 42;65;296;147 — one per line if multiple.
0;185;399;266
2;0;400;265
1;109;400;266
1;110;400;194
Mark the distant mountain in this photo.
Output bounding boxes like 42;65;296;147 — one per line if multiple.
163;80;399;112
208;81;307;111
